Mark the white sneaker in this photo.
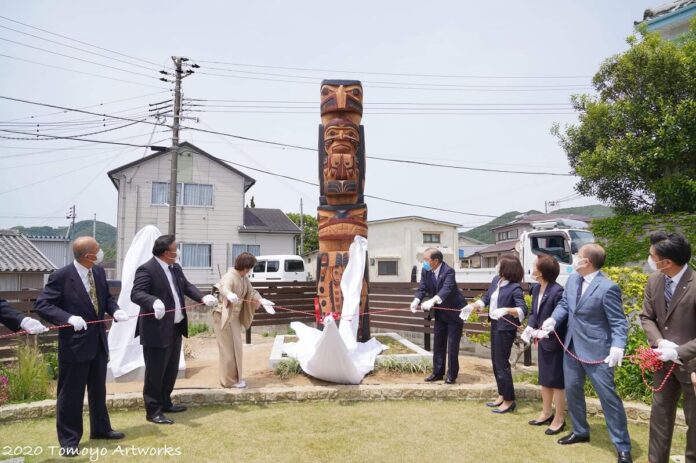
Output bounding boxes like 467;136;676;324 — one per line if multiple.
233;380;247;389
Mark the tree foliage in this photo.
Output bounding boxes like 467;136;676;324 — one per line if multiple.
552;22;696;213
286;213;318;255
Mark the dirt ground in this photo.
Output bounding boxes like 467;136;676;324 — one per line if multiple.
106;333;499;394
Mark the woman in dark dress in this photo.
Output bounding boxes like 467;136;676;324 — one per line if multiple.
472;255;528;414
526;254;566;435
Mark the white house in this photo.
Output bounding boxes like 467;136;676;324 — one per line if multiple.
636;0;696;41
107;142;300;286
366;216;460;283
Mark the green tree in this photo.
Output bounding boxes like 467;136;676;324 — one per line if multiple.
286;213;318;255
552;22;696;213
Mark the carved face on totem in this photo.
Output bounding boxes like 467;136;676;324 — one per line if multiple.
323;118;360;205
317;207;368;241
320;80;363;125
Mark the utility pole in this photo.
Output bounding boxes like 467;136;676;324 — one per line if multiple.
167;56;183;235
92;213;97;238
299;198;304;255
66;205;76;240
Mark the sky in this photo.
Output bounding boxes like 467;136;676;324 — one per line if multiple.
0;1;656;231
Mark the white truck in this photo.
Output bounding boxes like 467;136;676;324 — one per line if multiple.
455;219;596;286
248;254;308;282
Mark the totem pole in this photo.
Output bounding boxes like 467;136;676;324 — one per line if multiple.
316;80;369;339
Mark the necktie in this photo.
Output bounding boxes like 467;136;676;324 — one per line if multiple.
431;272;437;293
169;265;182;301
576;277;584;304
87;270;99;314
665;277;674;311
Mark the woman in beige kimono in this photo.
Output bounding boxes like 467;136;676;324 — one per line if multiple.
213;253;276;388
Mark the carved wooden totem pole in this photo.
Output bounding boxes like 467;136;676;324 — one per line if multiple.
316;80;369;337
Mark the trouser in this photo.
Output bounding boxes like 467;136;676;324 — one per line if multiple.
56;348;111;447
648;365;696;463
432;317;463;380
212;310;244;387
490;328;516;400
564;347;631;453
142;330;182;417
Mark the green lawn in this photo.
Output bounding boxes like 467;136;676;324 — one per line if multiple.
0;400;686;463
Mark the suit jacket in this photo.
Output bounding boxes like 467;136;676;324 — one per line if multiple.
0;298;26;332
481;275;528;332
34;264;118;363
415;262;465;323
551;272;627;360
131;257;203;348
528;282;566;351
640;266;696;383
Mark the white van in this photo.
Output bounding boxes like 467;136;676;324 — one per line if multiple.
248;255;308;282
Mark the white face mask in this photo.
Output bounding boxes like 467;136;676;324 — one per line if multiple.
93;249;104;265
572;258;588;272
647;255;657;271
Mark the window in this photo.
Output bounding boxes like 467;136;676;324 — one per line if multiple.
253;261;266;273
151;182;213;206
266;261;280;272
377;260;398;276
484;257;498;268
496;229;518;241
423;233;441;244
230;244;261;262
285;260;304;272
530;234;571;264
180;243;211;268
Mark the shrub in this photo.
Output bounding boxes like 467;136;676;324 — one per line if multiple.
188;322;210;337
274;359;303;379
6;344;53;403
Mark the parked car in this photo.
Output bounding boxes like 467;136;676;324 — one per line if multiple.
248;255;308;282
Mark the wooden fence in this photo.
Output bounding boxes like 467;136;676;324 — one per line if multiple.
0;281;529;363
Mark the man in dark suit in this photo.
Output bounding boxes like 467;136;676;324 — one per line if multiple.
35;237;129;457
541;243;631;463
639;232;696;463
410;248;465;384
130;234;217;425
1;298;47;334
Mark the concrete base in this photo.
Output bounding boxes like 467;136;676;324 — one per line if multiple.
269;332;432;369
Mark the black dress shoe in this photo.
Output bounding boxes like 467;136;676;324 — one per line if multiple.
545;421;566;435
444;377;456;384
492;401;516;414
424;374;443;382
147;414;174;425
90;430;125;440
617;451;632;463
164;404;187;413
558;432;590;445
61;447;79;458
485;400;504;407
529;415;554;426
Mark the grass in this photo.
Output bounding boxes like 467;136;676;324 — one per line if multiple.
274;358;303;379
0;400;685;462
374;335;414;355
0;344;54;404
374;358;432;374
187;322;210;337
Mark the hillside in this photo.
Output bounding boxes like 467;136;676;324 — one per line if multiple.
460;204;614;244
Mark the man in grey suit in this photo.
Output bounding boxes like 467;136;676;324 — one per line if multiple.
541;243;631;463
640;232;695;463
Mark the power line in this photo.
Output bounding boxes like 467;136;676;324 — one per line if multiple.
0;15;161;68
188;109;575;116
193;59;592;80
0;129;154;147
0;53;167;89
0;120;145;140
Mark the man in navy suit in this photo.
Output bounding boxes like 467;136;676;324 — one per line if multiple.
411;248;465;384
541;243;632;463
35;237;129;457
131;234;217;425
0;298;47;334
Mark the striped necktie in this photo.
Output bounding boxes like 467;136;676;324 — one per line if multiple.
665;277;674;311
87;270;99;314
576;277;585;304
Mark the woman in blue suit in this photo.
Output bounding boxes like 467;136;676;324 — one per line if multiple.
472;255;527;413
525;255;567;435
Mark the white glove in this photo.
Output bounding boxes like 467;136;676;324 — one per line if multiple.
20;317;48;334
488;308;507;320
67;316;87;331
658;339;679;350
541;318;556;332
459;304;474;321
202;294;217;307
655;347;680;363
226;292;240;304
421;298;436;312
534;329;549;339
153;299;165;320
260;298;276;315
409;298;420;313
520;326;534;344
604;347;624;367
112;309;129;322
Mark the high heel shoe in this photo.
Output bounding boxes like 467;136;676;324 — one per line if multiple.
545;421;566;435
528;414;554;426
485;400;504;407
492;401;516;414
